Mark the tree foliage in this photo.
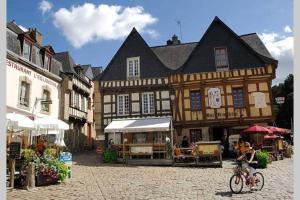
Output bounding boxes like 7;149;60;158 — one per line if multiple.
271;74;293;129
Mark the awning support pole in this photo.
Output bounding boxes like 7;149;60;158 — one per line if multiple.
171;118;174;159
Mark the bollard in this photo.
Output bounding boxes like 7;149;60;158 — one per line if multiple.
25;162;35;190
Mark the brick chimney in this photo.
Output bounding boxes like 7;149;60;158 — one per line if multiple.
166;34;181;45
29;28;43;46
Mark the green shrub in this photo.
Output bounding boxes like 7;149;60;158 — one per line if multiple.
44;148;57;159
257;151;269;168
103;149;118;163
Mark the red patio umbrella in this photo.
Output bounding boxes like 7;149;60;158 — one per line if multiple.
267;126;287;135
243;125;273;134
264;134;278;140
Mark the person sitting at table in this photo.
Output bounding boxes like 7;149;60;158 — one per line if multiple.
181;136;189;148
174;143;184;162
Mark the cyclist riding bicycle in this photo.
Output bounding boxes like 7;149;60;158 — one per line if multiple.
237;142;258;190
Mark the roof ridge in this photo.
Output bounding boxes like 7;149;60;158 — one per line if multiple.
150;42;198;48
239;32;257;37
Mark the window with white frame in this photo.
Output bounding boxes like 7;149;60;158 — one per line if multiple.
117;94;129;115
142;92;155;114
23;41;31;60
19;81;30;107
127;57;140;78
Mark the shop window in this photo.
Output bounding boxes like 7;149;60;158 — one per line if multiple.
190;91;202;111
19;81;30;107
117;94;129;115
232;88;245;108
190;129;202;143
214;47;229;71
41;90;50;112
153;132;167;144
23;41;31;60
142;92;154;114
127;57;140;79
108;133;122;144
133;133;147;144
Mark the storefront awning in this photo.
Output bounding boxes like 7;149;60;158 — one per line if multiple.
104;116;172;133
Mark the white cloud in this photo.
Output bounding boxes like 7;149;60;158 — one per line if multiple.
39;0;53;15
284;25;292;33
53;3;158;48
18;25;28;32
258;30;293;85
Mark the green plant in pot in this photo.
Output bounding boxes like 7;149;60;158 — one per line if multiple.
256;151;269;168
103;148;118;163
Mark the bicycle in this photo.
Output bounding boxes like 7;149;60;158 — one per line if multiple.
229;160;264;194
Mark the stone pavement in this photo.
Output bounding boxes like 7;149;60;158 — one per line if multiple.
7;153;293;200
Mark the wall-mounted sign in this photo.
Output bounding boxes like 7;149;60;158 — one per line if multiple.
208;88;221;108
275;97;285;104
6;59;58;88
252;92;267;108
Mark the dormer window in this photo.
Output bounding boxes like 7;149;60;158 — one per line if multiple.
214;47;229;71
44;55;50;70
127;57;140;79
23;41;31;60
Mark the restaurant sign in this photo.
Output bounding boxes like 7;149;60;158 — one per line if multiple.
208;88;221;108
9;142;21;159
6;59;58;88
275;97;285;104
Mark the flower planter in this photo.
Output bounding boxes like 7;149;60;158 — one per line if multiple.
35;174;58;187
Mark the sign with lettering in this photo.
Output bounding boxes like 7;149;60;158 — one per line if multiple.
9;142;21;159
59;152;72;165
275;97;285;104
208;88;221;108
252;92;267;108
6;59;58;88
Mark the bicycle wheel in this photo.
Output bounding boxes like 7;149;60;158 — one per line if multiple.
230;174;243;194
254;172;264;191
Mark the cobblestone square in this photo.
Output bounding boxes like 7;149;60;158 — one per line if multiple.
7;153;293;200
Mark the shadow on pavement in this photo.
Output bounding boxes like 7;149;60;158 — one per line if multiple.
215;190;251;197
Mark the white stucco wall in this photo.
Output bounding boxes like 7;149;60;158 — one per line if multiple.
6;58;60;118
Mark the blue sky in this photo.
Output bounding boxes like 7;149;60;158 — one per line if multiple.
7;0;293;85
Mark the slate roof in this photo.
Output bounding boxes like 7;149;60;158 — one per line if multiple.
100;28;171;81
100;17;278;80
53;52;77;74
240;33;275;60
151;42;197;70
7;20;24;35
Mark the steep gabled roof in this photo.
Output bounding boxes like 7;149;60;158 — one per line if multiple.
81;64;94;80
100;28;171;81
53;51;77;74
151;42;197;70
7;21;24;34
180;16;278;73
240;33;275;60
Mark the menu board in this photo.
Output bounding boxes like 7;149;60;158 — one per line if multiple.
9;142;21;159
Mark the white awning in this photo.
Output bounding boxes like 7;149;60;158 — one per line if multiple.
104;116;172;133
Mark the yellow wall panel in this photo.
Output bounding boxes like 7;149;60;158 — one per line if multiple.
202;73;206;80
248;84;257;92
205;97;209;107
190;74;194;81
233;70;238;76
184;99;190;109
222;96;225;105
185;111;191;121
247;69;252;75
196;74;201;80
249;94;254;104
213;72;217;78
197;112;203;120
207;73;212;79
241;108;247;118
225;72;229;77
206;109;215;120
250;107;260;117
262;106;272;116
259;82;268;91
226;85;232;93
227;96;233;105
240;70;245;76
184;74;187;81
228;107;234;118
267;65;273;73
216;108;226;119
264;93;270;104
184;89;190;97
191;111;197;120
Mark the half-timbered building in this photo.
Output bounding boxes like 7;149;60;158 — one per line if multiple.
169;17;278;150
96;16;278;159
